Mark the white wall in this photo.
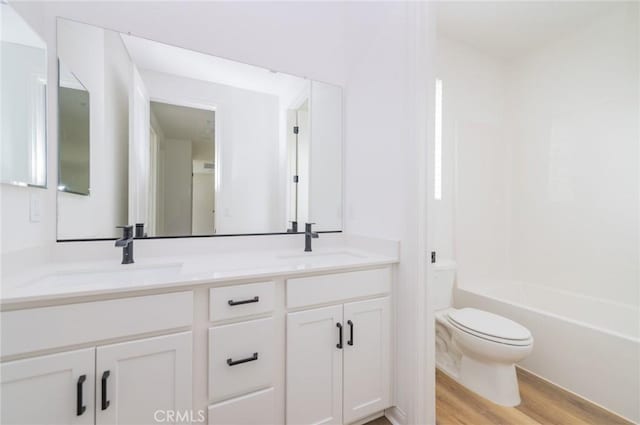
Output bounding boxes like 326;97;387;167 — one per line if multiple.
436;35;512;287
310;81;343;231
56;19;129;239
440;3;639;307
141;69;282;234
342;3;432;422
507;3;639;306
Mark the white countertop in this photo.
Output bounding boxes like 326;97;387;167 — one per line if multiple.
1;247;398;307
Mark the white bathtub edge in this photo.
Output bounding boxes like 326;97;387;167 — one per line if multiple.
517;365;639;425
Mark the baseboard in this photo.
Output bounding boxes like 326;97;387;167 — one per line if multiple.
349;411;385;425
384;406;407;425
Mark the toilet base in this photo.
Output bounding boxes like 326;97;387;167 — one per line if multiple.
459;356;521;407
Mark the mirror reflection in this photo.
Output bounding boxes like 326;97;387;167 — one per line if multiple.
0;3;47;188
58;62;90;195
148;101;215;237
56;18;342;240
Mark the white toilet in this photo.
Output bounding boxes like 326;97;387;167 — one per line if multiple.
434;261;533;406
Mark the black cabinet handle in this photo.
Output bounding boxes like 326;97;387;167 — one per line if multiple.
228;296;259;306
227;352;259;366
347;320;354;346
336;322;343;349
101;371;110;410
76;375;87;416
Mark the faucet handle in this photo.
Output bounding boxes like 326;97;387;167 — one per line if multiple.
287;220;298;233
116;225;134;238
305;223;319;238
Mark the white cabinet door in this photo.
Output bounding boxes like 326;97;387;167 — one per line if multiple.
287;305;343;425
0;348;95;425
96;332;192;425
343;297;391;424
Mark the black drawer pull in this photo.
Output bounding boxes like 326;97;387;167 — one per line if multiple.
227;352;259;366
336;322;343;349
101;370;110;410
347;320;354;346
228;296;259;306
76;375;87;416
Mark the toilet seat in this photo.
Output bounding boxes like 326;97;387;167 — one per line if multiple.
447;308;532;347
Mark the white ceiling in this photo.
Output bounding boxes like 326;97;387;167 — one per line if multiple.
121;33;309;104
436;1;621;59
150;101;214;159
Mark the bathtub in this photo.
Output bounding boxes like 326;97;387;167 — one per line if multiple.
455;282;640;423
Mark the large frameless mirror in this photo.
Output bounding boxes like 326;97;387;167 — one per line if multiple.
56;18;342;240
0;3;47;188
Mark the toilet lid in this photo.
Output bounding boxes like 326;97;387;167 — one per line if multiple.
447;308;531;341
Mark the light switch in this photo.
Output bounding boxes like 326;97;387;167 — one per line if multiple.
29;192;42;223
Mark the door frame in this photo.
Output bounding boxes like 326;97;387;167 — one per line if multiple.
148;96;219;235
285;85;311;227
404;3;437;425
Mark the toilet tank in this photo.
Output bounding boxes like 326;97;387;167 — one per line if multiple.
433;260;457;310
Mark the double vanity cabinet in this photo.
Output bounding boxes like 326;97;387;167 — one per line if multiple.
0;258;395;425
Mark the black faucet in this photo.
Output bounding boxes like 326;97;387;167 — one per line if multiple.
304;222;319;252
115;225;134;264
287;220;298;233
135;223;146;238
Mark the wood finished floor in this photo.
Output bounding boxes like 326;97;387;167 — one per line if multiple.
366;368;633;425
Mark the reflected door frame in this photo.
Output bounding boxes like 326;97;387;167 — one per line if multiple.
148;125;159;236
286;85;311;228
148;96;219;236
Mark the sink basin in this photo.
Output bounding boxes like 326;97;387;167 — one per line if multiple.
24;263;183;291
277;251;366;261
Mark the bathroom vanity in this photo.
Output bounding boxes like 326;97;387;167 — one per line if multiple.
1;5;400;425
0;247;397;425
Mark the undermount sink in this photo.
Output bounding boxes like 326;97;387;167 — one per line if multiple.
24;263;183;291
277;251;366;261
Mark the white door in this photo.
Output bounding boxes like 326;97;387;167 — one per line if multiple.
287;305;343;425
95;332;192;425
0;348;95;425
192;172;215;235
343;297;391;424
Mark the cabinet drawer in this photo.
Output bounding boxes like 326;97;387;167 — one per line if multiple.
1;292;193;357
209;282;274;322
286;267;391;309
208;387;275;425
208;318;274;401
